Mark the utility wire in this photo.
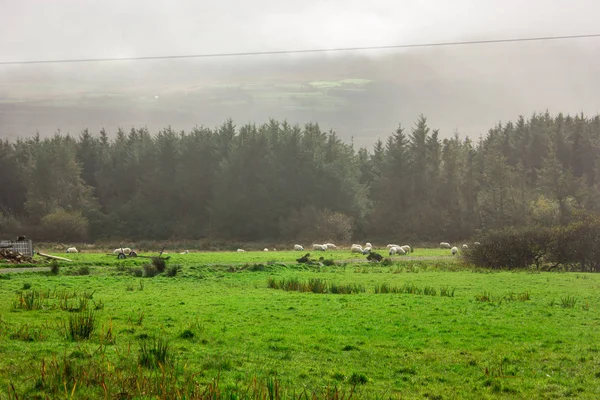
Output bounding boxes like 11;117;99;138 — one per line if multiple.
1;33;599;65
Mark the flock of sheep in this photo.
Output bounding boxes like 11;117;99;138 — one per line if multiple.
290;242;413;256
440;241;480;255
64;241;482;256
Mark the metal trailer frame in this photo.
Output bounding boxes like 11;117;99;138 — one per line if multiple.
0;239;34;257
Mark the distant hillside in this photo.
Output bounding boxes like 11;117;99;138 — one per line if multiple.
1;42;599;147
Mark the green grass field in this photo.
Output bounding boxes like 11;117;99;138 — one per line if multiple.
0;250;599;399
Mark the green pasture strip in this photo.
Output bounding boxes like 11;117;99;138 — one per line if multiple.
0;264;598;398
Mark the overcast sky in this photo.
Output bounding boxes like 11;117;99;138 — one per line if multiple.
1;0;599;61
1;1;599;145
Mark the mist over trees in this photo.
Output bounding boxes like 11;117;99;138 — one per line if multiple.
0;112;599;243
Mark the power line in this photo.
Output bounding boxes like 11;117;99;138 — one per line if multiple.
1;33;599;66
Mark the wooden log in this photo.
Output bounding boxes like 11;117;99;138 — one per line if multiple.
37;252;73;262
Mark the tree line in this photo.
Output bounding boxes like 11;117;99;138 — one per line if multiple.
0;112;598;243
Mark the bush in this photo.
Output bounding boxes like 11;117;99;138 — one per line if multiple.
39;210;89;242
50;263;60;275
143;264;159;278
549;215;600;272
165;265;181;277
279;206;353;242
463;226;552;269
151;257;166;273
76;266;90;276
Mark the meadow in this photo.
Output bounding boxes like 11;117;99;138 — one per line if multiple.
0;249;599;399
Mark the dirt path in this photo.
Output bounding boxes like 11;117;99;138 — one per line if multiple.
0;266;50;274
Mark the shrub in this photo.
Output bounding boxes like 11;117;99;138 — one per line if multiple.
151;257;167;273
178;329;195;339
166;265;181;277
22;283;31;290
50;263;60;275
463;226;552;269
39;210;89;242
130;268;143;277
143;264;159;278
322;259;335;266
278;206;353;242
349;373;369;385
549;215;600;272
76;266;90;276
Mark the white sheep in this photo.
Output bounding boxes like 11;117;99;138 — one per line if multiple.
294;244;304;251
263;248;269;252
362;246;372;255
386;244;400;249
180;250;189;254
474;242;481;245
365;242;373;249
237;249;245;252
389;246;406;256
66;247;78;253
400;245;411;254
113;247;132;254
451;246;459;255
351;245;364;254
462;244;468;250
440;242;452;249
312;244;327;251
324;243;337;249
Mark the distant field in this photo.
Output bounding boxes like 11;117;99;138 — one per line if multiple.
1;249;599;398
16;247;452;268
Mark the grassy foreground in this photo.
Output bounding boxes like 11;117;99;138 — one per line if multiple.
0;253;599;399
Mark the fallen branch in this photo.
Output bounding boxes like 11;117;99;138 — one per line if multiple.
37;252;72;262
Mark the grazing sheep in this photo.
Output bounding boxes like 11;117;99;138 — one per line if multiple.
389;246;406;256
113;247;132;255
451;246;458;255
386;244;400;249
362;246;372;255
474;242;481;245
351;245;364;254
66;247;78;254
440;242;452;249
294;244;304;251
462;244;468;250
365;242;373;249
400;245;411;254
312;244;327;251
237;249;245;252
263;248;269;252
324;243;337;249
180;250;189;254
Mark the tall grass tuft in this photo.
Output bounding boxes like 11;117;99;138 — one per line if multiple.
439;286;455;297
561;295;577;308
9;323;44;342
68;311;96;340
475;291;493;302
139;338;170;369
268;277;365;294
13;290;45;310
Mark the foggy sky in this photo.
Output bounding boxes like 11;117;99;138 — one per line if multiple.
1;1;600;147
